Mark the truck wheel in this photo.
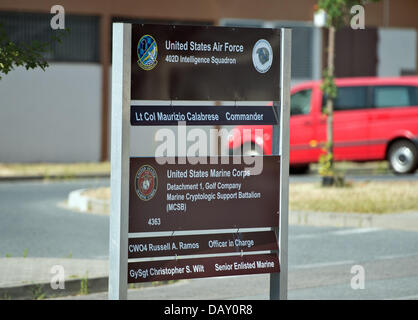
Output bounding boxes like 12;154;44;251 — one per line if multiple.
388;140;418;174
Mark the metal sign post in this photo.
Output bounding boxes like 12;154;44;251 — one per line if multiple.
270;28;291;300
109;23;131;300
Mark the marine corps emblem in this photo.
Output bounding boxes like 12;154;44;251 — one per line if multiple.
134;165;158;201
137;35;158;71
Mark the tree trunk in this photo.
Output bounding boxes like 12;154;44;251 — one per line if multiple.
326;26;335;168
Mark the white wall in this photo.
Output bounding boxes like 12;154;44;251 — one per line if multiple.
377;28;417;77
0;63;102;163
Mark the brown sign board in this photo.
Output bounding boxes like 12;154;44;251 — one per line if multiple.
129;156;281;233
128;253;280;283
131;24;281;101
128;231;278;259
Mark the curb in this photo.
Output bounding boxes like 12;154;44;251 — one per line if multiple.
0;276;109;300
68;189;109;215
0;173;110;182
0;277;179;300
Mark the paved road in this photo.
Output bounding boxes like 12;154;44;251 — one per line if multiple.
1;178;417;299
66;225;418;300
103;226;418;300
0;178;110;259
286;225;418;300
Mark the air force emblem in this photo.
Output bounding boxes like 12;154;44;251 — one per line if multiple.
256;47;270;65
137;35;158;71
252;39;273;74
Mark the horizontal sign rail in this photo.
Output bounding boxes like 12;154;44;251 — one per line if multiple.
130;105;278;125
128;253;280;283
128;230;278;258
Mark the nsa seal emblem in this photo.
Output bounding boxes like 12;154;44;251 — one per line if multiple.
252;39;273;74
137;35;158;71
134;165;158;201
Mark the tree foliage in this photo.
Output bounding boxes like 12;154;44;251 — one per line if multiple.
0;23;68;80
316;0;381;182
318;0;382;98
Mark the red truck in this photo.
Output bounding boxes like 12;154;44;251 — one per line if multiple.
228;76;418;174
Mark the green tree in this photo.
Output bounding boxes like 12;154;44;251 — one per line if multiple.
0;23;67;80
317;0;380;183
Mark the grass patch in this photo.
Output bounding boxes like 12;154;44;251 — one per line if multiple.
0;161;388;178
290;181;418;214
0;162;110;178
310;161;390;174
80;272;89;295
31;284;46;300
